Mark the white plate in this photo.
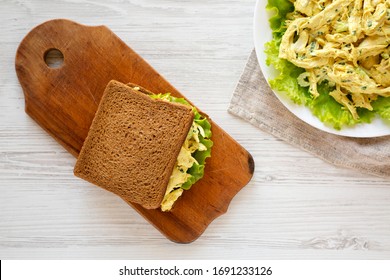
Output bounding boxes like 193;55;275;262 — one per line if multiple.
253;0;390;138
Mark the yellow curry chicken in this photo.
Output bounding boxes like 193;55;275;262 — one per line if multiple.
279;0;390;119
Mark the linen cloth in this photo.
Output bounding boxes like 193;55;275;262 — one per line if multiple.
228;50;390;178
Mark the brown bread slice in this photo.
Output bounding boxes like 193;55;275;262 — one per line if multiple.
74;80;194;209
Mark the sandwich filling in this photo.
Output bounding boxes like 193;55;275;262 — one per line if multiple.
149;93;213;211
130;86;213;211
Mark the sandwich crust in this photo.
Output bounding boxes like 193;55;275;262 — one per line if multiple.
74;80;194;209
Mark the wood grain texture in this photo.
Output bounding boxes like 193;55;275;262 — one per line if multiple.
1;0;390;259
15;19;253;243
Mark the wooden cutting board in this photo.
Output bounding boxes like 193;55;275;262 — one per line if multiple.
15;19;254;243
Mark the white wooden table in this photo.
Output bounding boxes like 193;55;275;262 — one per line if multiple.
1;0;390;259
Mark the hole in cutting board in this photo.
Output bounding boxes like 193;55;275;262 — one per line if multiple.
44;48;64;69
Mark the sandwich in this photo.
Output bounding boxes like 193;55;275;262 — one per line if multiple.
73;80;213;211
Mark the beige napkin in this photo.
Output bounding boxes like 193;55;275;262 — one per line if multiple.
228;50;390;179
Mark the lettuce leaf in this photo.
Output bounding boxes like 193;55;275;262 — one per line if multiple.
372;96;390;120
310;83;375;129
266;0;294;36
264;0;386;129
265;39;310;105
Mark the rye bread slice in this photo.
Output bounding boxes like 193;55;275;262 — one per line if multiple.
74;80;194;209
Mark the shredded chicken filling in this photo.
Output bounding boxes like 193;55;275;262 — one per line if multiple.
280;0;390;119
